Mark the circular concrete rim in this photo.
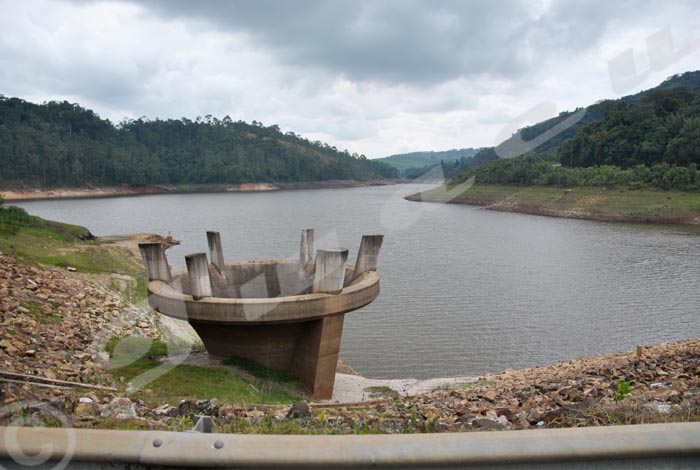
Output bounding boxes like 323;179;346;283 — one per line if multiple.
147;261;380;324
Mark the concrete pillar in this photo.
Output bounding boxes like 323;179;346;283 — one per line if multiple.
138;242;172;283
299;228;315;265
206;231;225;274
292;314;345;399
312;249;348;294
351;235;384;282
185;253;213;300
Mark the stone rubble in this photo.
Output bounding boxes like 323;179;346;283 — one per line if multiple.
0;254;158;402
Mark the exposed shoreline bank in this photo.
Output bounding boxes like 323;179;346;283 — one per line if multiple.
406;184;700;225
0;179;402;202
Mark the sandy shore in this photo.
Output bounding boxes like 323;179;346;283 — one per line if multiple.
1;180;401;202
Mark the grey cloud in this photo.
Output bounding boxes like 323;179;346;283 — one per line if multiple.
117;0;630;86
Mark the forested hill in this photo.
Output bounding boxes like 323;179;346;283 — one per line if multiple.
450;71;700;189
376;148;480;172
497;70;700;166
454;71;700;185
0;97;398;188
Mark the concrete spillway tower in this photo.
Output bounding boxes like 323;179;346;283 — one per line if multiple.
139;230;382;399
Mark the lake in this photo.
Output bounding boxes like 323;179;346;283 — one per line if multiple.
13;184;700;379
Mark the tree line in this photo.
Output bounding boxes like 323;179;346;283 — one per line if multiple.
452;154;700;191
0;97;398;188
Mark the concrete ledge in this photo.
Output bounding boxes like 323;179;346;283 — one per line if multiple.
2;423;700;468
147;267;380;324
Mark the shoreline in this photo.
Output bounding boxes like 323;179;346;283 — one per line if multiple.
406;184;700;225
0;179;403;202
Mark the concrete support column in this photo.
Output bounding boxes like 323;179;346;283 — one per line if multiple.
185;253;213;300
292;314;345;399
351;235;384;283
206;231;225;274
312;249;348;294
138;242;172;283
299;229;315;265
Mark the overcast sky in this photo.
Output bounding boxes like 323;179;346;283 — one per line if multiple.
1;1;699;158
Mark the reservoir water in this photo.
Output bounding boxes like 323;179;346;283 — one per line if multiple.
13;184;700;379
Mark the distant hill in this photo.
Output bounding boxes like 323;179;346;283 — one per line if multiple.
494;70;700;160
375;148;480;174
0;96;398;188
451;70;700;191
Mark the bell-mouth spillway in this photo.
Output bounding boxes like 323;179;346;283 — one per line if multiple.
139;230;383;399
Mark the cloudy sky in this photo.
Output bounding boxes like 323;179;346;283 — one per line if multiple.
1;1;699;158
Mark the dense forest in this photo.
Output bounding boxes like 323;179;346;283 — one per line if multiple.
557;87;700;168
0;97;397;188
452;153;700;191
452;71;700;191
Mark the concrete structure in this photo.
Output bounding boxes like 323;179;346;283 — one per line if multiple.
139;230;383;399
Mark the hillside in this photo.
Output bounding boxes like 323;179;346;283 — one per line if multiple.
492;70;700;164
449;71;700;190
375;148;480;177
376;148;480;171
0;97;398;188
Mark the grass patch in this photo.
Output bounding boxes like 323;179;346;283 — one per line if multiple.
433;380;497;392
20;300;62;324
213;416;381;435
92;416;195;432
546;399;700;428
106;337;169;369
364;386;400;400
0;205;147;289
412;184;700;224
107;344;301;406
110;358;300;406
224;356;298;384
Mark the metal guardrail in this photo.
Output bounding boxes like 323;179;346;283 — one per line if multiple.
1;423;700;469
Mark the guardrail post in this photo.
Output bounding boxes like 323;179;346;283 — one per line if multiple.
185;253;213;300
138;242;172;283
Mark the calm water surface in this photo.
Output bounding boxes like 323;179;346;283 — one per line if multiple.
14;184;700;379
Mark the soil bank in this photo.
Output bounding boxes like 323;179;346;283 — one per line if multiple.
406;184;700;225
1;179;402;202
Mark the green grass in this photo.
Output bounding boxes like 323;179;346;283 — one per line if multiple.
106;340;300;406
111;359;300;406
0;205;147;298
21;300;62;324
433;380;497;392
224;356;298;384
411;184;700;224
364;386;400;400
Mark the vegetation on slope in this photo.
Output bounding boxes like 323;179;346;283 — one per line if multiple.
375;148;479;177
107;337;300;406
452;154;700;191
409;184;700;224
448;71;700;193
0;96;398;188
558;86;700;168
0;197;150;302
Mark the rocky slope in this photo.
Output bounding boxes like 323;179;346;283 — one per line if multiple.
0;253;158;401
